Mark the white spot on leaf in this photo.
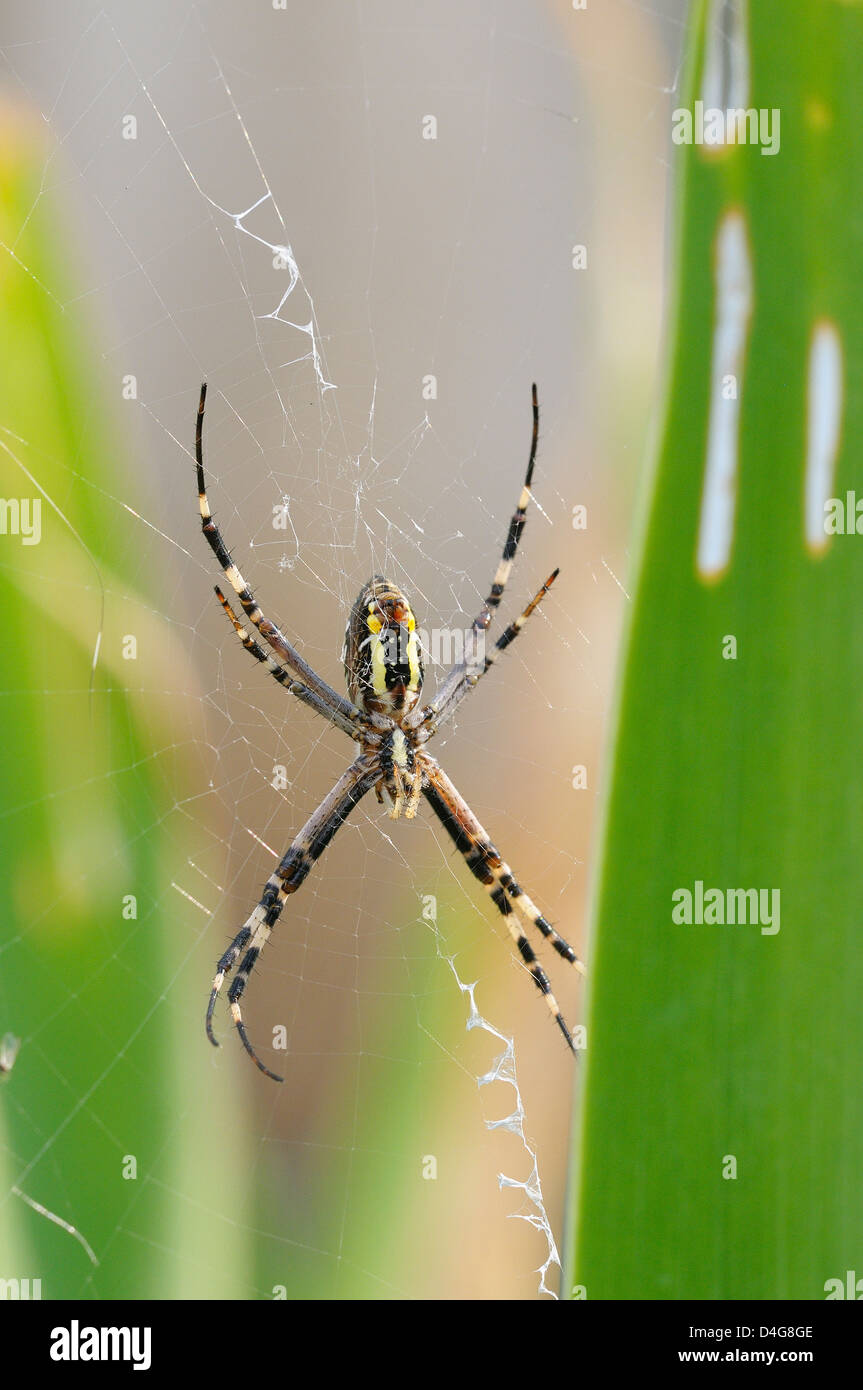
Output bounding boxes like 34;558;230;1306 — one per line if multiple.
702;0;750;116
697;209;753;580
805;319;844;554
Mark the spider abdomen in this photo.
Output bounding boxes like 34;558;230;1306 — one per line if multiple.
343;575;424;716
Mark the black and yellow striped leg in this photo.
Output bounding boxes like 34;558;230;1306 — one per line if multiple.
423;762;582;1053
494;860;585;975
417;569;559;738
206;755;379;1081
194;383;359;725
479;380;539;623
206;926;251;1044
214;587;362;741
408;384;546;734
425;761;583;974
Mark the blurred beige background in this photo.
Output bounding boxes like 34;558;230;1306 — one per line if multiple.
0;0;687;1297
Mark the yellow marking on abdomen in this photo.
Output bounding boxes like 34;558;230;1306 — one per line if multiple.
407;628;421;691
370;631;388;694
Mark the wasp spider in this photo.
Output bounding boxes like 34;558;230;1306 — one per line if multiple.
196;383;584;1081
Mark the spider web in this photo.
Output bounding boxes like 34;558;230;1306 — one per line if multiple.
0;0;687;1301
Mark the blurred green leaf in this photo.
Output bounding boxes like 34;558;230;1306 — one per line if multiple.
0;108;252;1299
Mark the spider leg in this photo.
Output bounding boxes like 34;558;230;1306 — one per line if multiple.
424;758;584;970
423;760;583;1053
406;384;544;732
405;763;424;819
214;587;365;741
388;762;406;820
206;754;379;1081
417;569;559;739
195;383;359;726
479;381;540;624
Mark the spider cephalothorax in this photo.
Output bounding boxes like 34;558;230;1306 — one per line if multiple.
195;381;584;1082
